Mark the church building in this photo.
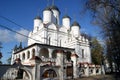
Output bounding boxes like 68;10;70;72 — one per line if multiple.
0;5;102;80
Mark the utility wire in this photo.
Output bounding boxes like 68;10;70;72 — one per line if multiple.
0;16;104;45
0;24;42;43
0;16;30;31
0;15;60;44
0;15;46;39
0;24;59;45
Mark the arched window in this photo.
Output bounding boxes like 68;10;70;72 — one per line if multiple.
32;49;35;57
60;40;61;47
66;51;71;61
22;53;25;60
39;48;49;58
49;37;51;45
42;69;57;78
18;54;20;58
15;55;17;59
27;51;30;59
82;49;84;58
52;50;57;58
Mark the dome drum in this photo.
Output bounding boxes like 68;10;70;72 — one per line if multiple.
71;21;80;38
62;17;70;29
34;17;42;27
71;26;80;38
43;10;52;24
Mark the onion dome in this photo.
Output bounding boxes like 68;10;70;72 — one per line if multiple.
34;16;41;20
71;21;80;38
72;21;81;28
50;5;60;13
50;5;59;11
62;15;71;19
44;6;51;11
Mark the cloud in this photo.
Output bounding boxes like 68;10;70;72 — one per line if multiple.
14;29;29;42
0;29;14;42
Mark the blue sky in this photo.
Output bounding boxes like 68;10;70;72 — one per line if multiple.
0;0;101;63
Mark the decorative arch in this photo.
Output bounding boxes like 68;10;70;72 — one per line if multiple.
39;48;49;58
20;67;33;80
22;53;25;60
48;37;51;45
15;68;32;80
27;51;30;59
2;68;32;80
32;48;35;58
52;50;57;58
18;54;20;58
42;68;57;78
22;69;32;80
48;23;57;30
60;27;67;33
15;55;17;59
66;51;72;61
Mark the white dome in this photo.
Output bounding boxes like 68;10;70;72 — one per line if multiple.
62;15;70;30
71;21;80;38
43;7;52;24
34;16;42;27
50;6;60;24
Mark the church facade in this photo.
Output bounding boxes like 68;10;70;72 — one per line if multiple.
0;5;102;80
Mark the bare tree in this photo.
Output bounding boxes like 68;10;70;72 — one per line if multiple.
85;0;120;73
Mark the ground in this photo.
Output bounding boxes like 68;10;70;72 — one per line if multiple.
67;74;120;80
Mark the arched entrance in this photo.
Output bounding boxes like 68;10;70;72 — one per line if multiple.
52;50;57;58
2;68;32;80
65;51;72;61
16;68;32;80
42;69;57;79
39;48;49;58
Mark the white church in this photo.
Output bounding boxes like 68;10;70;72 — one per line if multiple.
0;5;102;80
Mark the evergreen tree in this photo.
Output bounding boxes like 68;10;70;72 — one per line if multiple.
90;37;104;65
0;42;3;64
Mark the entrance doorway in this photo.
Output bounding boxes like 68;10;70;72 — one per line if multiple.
66;66;73;78
42;69;57;78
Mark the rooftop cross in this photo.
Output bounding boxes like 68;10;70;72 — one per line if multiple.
37;9;40;16
65;8;68;15
47;0;50;6
52;0;54;6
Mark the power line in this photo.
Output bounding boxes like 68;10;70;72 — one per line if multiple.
0;15;46;37
0;15;48;39
0;24;42;43
1;16;103;45
0;24;59;45
0;16;60;43
0;16;30;31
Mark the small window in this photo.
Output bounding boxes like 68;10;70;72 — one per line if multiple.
82;49;84;58
60;40;61;46
27;51;30;59
32;49;35;57
22;53;25;60
18;54;20;58
49;37;51;45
